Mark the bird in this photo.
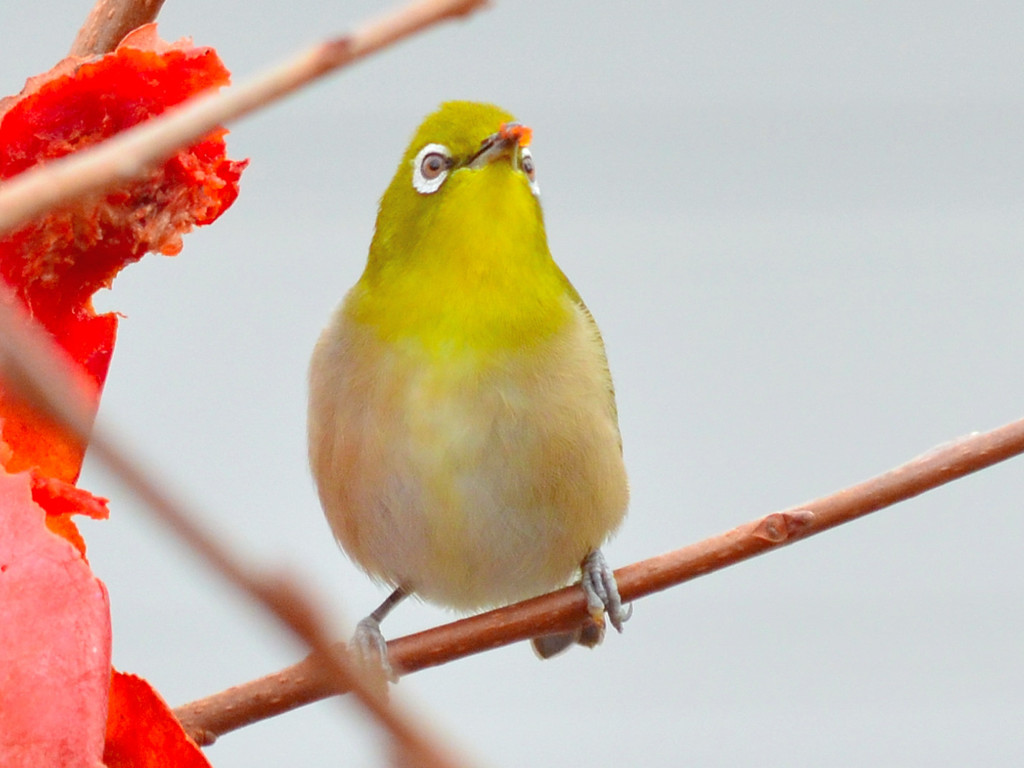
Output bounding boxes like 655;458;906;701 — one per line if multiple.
307;100;629;677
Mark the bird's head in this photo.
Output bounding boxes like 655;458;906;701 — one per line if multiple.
353;102;572;351
367;101;545;273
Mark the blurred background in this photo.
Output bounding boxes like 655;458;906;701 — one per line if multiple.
3;1;1023;765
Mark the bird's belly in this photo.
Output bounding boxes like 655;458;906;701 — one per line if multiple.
309;313;628;610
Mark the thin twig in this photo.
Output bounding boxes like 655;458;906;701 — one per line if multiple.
69;0;166;57
0;0;486;239
173;418;1024;742
0;290;468;768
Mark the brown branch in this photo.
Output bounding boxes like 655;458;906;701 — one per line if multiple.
0;297;467;768
174;417;1024;743
0;0;486;239
69;0;166;57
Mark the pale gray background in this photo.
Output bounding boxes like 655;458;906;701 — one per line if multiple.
3;1;1023;765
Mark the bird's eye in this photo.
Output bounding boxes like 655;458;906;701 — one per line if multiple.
421;153;446;179
520;148;540;196
412;143;452;194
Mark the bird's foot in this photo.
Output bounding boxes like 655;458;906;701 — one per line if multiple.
531;549;630;658
351;616;398;684
581;548;631;633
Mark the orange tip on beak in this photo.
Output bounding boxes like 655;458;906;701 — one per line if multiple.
499;122;533;148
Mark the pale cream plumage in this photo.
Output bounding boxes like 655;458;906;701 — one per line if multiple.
309;296;627;609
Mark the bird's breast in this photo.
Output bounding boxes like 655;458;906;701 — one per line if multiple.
308;299;629;610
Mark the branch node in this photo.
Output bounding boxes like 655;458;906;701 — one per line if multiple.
313;37;355;74
752;509;815;543
190;728;217;747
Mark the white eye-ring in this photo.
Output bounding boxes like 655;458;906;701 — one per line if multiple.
521;148;540;196
412;143;452;194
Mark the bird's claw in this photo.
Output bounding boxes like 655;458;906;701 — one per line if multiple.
532;549;630;656
581;549;631;633
352;616;398;683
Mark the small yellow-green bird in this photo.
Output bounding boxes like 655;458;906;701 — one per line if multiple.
308;101;629;674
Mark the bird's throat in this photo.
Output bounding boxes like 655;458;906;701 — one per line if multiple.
352;175;571;356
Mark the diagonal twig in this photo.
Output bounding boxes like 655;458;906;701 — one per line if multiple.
173;417;1024;743
0;0;486;239
0;287;467;768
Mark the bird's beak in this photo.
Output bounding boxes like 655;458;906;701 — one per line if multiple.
466;122;533;170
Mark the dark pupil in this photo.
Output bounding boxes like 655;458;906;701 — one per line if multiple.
423;154;445;178
523;156;535;178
